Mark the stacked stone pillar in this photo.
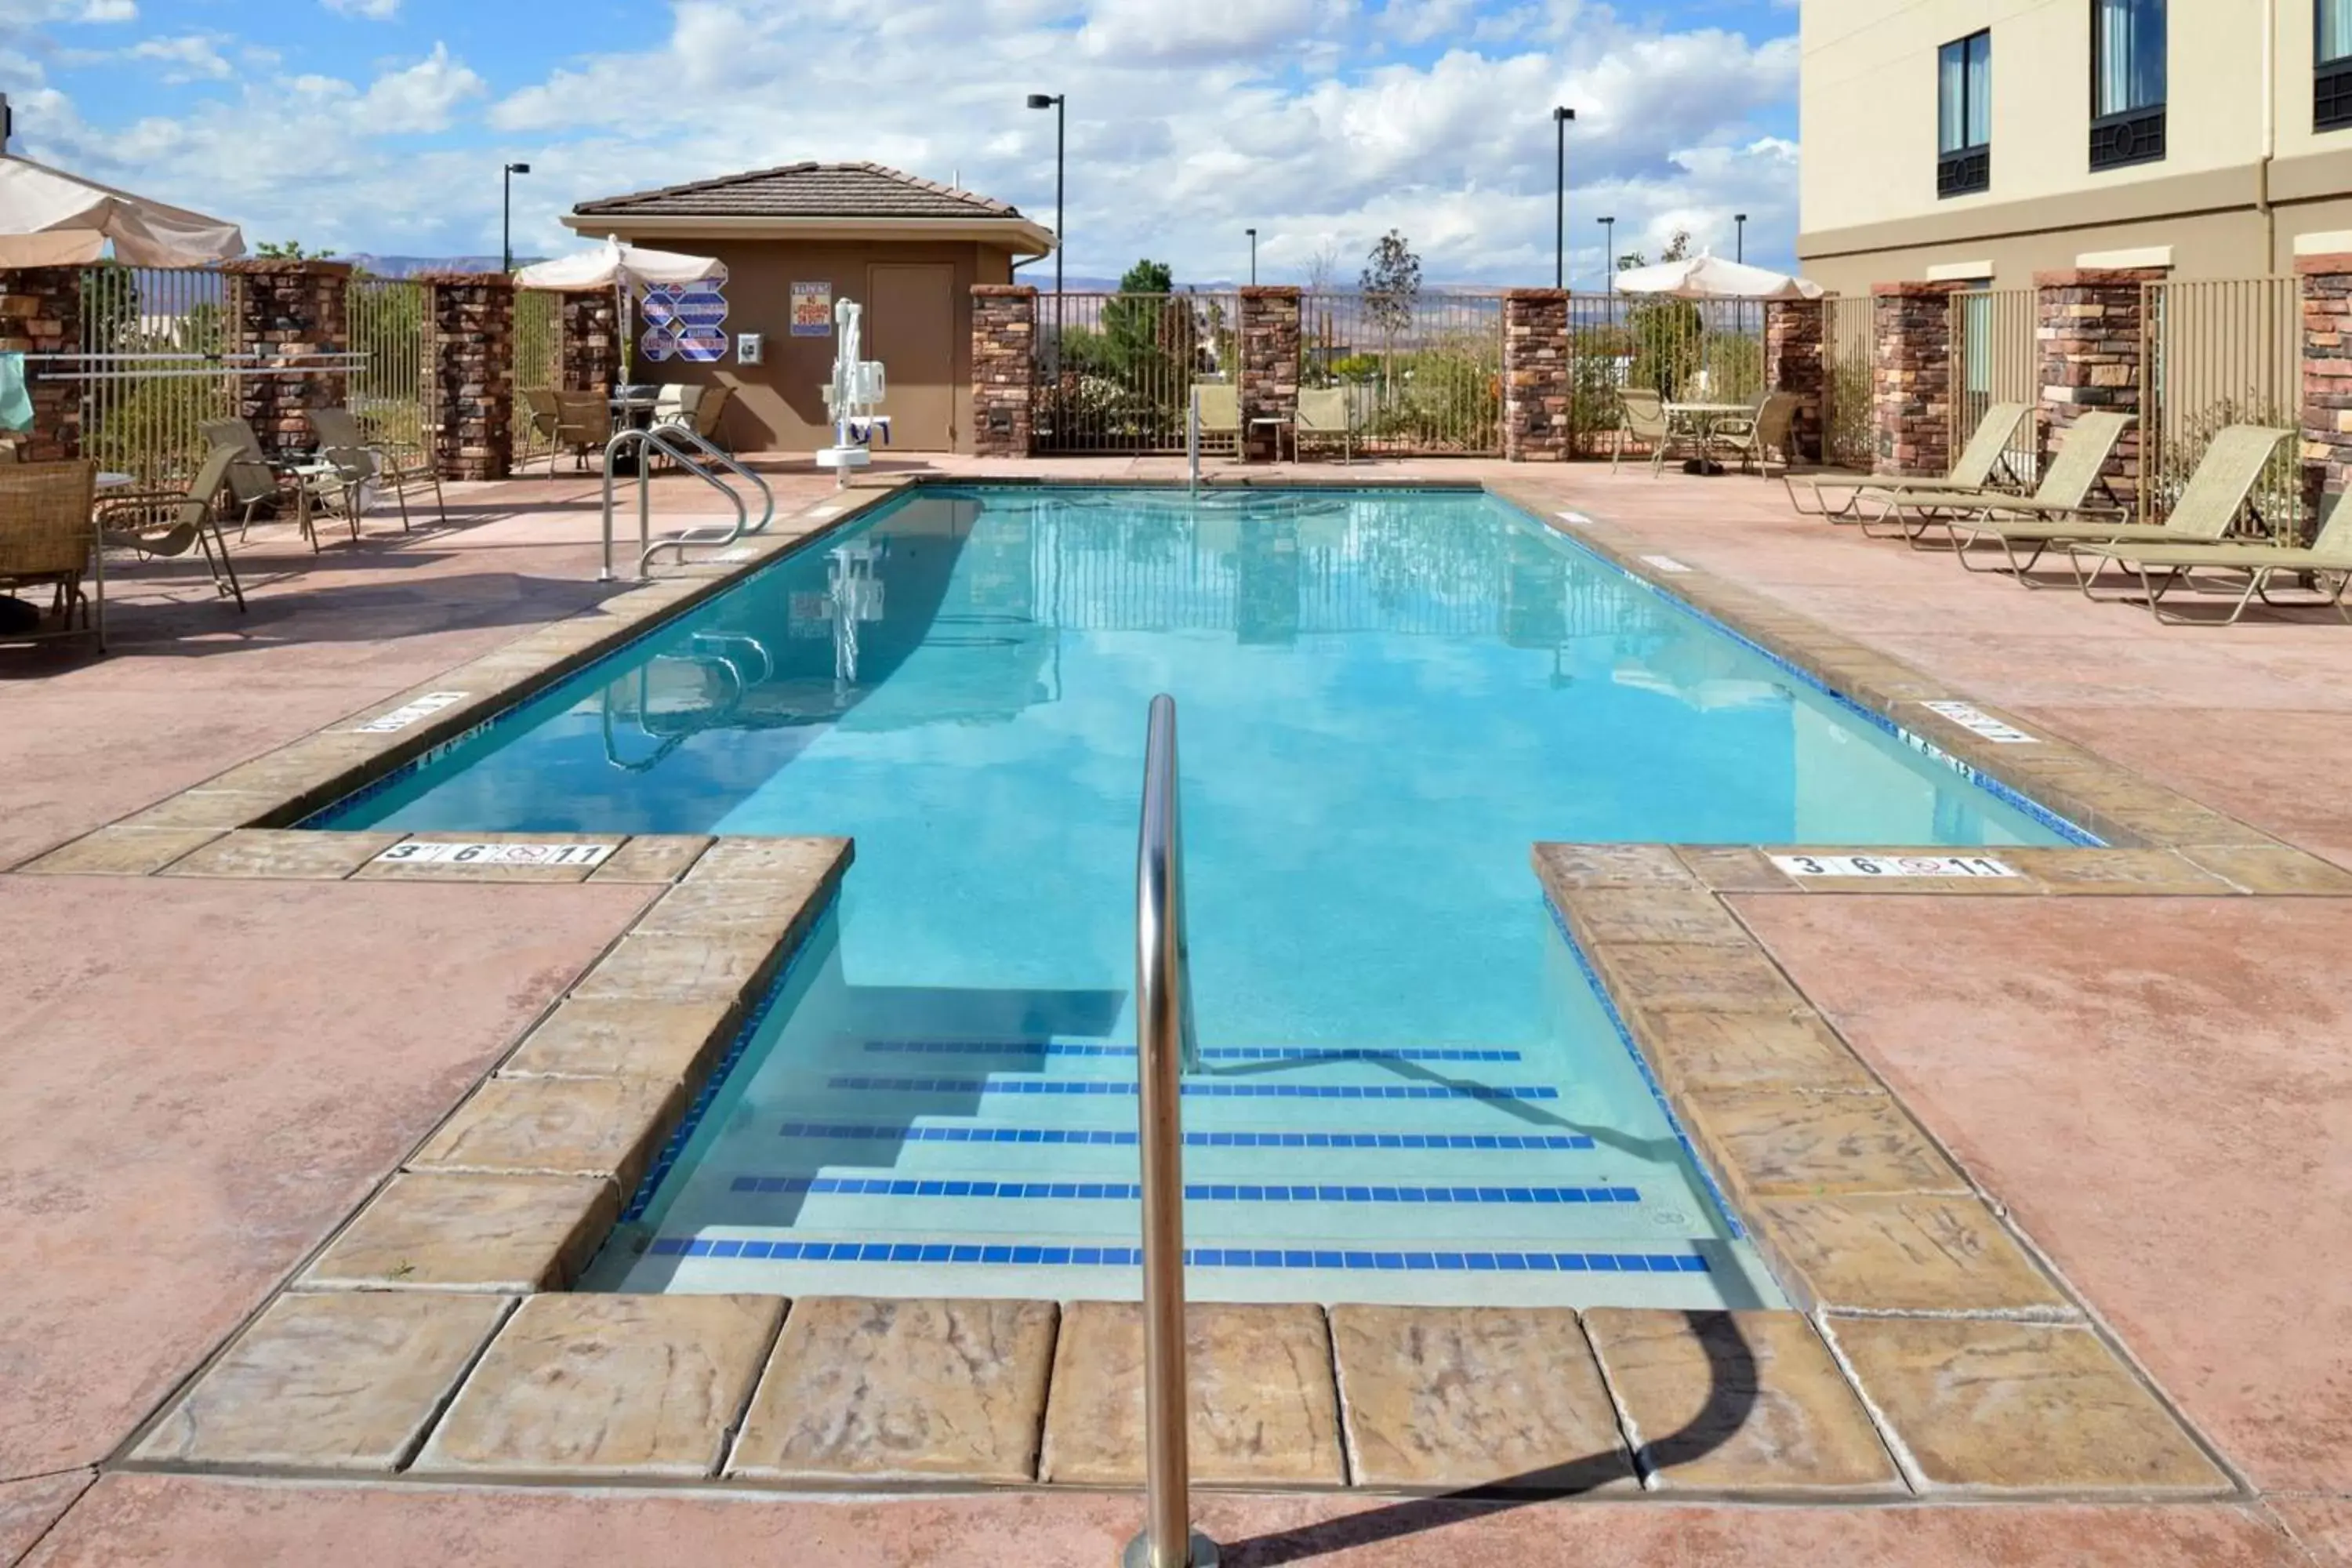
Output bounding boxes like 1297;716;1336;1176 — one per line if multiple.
2298;255;2352;520
1238;286;1301;462
559;292;621;396
2036;267;2161;514
1871;281;1963;478
970;285;1036;459
223;259;351;459
1766;297;1828;465
420;273;516;482
1502;289;1570;461
0;267;80;459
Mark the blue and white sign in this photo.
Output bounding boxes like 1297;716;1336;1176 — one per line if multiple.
672;324;729;363
640;265;731;363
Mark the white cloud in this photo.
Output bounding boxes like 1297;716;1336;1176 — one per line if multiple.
361;42;486;132
125;33;233;82
322;0;400;16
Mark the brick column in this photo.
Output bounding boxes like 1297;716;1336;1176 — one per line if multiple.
560;291;620;395
1239;285;1301;462
2301;254;2352;517
1502;289;1570;462
420;272;515;481
1766;296;1828;465
1871;281;1962;478
2037;267;2161;514
971;285;1035;459
0;267;79;459
223;259;351;459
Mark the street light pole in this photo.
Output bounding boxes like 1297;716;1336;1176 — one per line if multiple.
1599;216;1616;285
1246;227;1257;286
502;162;532;274
1735;212;1748;264
1026;93;1065;299
1551;107;1575;289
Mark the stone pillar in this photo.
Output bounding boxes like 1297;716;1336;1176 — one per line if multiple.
2300;253;2352;518
0;267;80;459
560;291;620;395
1766;296;1828;465
1502;289;1570;462
223;259;351;459
420;272;516;482
1238;286;1301;462
971;285;1035;459
2037;267;2161;514
1871;281;1962;478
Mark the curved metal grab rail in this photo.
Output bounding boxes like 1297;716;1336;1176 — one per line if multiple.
598;423;777;582
642;421;776;569
1128;694;1215;1568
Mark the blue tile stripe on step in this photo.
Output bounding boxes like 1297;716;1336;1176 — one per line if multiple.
776;1122;1599;1149
826;1076;1558;1101
861;1041;1523;1063
725;1174;1641;1203
644;1236;1711;1272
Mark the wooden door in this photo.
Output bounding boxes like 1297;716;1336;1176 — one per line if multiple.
866;263;956;451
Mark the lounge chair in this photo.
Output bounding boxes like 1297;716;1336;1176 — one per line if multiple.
312;407;446;532
1711;392;1798;478
96;444;244;612
1191;383;1241;457
1785;401;2032;519
1296;387;1354;464
0;459;101;648
1943;424;2294;593
2067;439;2336;624
1866;411;2133;557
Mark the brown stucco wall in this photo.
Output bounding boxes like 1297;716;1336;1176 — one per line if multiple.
608;237;1016;454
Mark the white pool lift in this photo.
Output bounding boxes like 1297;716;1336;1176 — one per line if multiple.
816;296;888;487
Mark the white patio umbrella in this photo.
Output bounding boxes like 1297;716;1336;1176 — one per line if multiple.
1611;253;1824;301
515;235;720;382
0;153;244;267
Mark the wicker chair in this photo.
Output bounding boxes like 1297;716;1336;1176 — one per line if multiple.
96;445;245;612
519;387;561;471
550;391;608;475
0;459;101;649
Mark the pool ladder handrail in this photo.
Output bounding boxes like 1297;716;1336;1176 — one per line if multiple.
1129;694;1216;1568
599;422;777;582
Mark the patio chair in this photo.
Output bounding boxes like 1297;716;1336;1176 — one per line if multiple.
1192;383;1241;457
550;391;608;475
692;384;733;452
519;387;560;470
1610;387;1674;474
1711;392;1798;477
2056;427;2312;619
1295;387;1354;464
1868;412;2134;558
198;416;295;540
313;407;445;532
0;459;102;649
96;443;244;612
1785;401;2033;520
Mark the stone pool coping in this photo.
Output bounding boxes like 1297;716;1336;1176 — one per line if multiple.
27;472;2344;1502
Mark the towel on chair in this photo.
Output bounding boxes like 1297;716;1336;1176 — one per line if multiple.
0;353;32;434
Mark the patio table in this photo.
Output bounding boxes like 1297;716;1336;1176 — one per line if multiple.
1664;401;1756;475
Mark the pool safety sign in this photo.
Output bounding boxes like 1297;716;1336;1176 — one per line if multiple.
1918;701;2038;745
1770;852;2021;880
791;281;833;336
373;841;617;868
641;263;731;364
352;691;468;733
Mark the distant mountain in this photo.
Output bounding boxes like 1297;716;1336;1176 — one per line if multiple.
340;254;538;278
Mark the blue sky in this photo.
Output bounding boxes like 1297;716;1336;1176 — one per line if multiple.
1;0;1798;285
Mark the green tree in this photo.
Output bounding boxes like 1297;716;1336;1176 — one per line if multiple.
255;240;336;260
1101;258;1174;372
1359;230;1421;338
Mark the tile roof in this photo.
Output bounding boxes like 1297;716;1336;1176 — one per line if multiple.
573;162;1027;222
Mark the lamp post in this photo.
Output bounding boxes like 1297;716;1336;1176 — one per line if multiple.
1735;212;1748;264
1551;106;1575;289
1246;227;1257;286
1025;93;1065;299
1599;215;1615;286
501;162;531;274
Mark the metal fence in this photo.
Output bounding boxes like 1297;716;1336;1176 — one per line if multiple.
1821;295;1875;470
75;264;238;487
512;288;561;462
2140;277;2302;536
1950;288;2041;486
348;277;433;455
1566;296;1766;456
1033;292;1239;454
1298;292;1504;456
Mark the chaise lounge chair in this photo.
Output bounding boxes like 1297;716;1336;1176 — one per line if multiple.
2066;452;2344;625
1864;411;2132;554
1784;401;2033;520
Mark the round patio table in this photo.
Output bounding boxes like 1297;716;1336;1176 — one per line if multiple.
1664;401;1755;475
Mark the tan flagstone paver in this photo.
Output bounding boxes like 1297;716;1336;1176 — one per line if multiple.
408;1076;683;1189
115;789;289;832
1040;1302;1345;1487
2177;843;2352;896
684;834;852;885
499;996;742;1086
132;1292;511;1472
1583;1308;1902;1494
631;879;836;943
1674;847;1798;894
586;834;715;884
1532;842;1700;894
1682;1089;1968;1199
1998;848;2235;896
728;1298;1058;1483
299;1172;619;1293
353;833;623;884
1587;942;1809;1014
567;931;787;1004
414;1293;784;1480
1751;1194;2068;1316
16;826;222;876
1624;1007;1881;1096
1326;1305;1633;1491
162;829;405;880
1558;887;1753;947
1826;1317;2230;1496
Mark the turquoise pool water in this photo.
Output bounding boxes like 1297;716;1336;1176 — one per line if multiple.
318;485;2074;1308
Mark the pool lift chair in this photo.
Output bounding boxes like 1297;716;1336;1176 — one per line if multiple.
816;296;890;488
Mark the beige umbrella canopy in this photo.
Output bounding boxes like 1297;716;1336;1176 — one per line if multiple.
1612;254;1824;301
0;154;244;268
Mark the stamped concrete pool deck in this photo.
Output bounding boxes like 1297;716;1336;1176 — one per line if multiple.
4;454;2351;1563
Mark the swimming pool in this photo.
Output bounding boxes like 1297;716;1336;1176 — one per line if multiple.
317;485;2077;1308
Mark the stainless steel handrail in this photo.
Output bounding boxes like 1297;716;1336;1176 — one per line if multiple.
597;423;777;582
1126;694;1216;1568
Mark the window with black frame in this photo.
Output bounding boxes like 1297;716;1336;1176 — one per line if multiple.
2089;0;2165;169
1938;31;1992;196
2321;1;2352;131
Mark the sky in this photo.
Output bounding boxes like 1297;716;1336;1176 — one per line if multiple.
0;0;1799;288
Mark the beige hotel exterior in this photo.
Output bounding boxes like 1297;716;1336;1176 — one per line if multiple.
1798;0;2352;290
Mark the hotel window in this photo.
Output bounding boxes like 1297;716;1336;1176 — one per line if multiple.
2090;0;2165;170
1937;31;1991;197
2321;1;2352;132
